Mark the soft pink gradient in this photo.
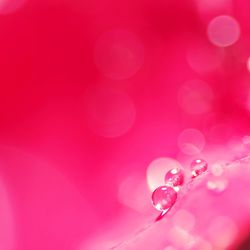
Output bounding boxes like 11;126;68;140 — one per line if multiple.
0;0;250;249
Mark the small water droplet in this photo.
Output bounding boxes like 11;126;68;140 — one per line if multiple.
165;168;185;188
191;159;208;177
152;186;177;211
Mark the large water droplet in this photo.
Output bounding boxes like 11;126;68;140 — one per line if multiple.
152;186;177;211
165;168;185;188
190;159;208;178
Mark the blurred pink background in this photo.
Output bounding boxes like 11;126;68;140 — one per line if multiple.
1;0;250;249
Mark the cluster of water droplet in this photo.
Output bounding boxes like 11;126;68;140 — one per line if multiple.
152;159;208;217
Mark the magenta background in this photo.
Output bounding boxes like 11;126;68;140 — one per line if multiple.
1;0;250;249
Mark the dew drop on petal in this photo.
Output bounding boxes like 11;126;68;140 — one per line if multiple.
165;168;185;188
152;186;177;211
190;159;208;177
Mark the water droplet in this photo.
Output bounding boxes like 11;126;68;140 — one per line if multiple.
191;159;208;177
152;186;177;211
165;168;184;188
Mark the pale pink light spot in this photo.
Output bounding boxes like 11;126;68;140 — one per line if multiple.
94;30;144;80
0;176;15;250
207;15;241;47
192;238;213;250
186;42;222;74
147;157;182;192
78;238;116;250
164;246;176;250
208;216;238;249
196;0;232;13
0;0;27;14
207;177;228;193
169;226;195;249
118;175;150;213
0;145;94;250
209;123;233;143
178;128;206;156
178;80;214;115
211;162;225;176
247;57;250;72
172;209;196;232
242;135;250;145
246;91;250;112
84;86;136;138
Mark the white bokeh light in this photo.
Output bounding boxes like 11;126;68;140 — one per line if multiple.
94;29;144;80
84;86;136;138
211;161;225;176
178;128;206;156
207;15;240;47
178;80;214;115
186;42;222;74
207;177;228;193
147;157;183;192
